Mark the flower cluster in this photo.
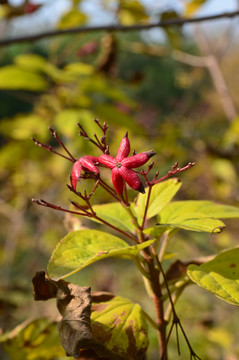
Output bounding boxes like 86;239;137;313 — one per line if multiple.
72;132;155;195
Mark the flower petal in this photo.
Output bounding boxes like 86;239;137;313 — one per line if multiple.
72;160;82;189
80;156;99;174
98;154;116;169
112;167;124;195
116;132;130;161
122;151;156;168
119;166;145;193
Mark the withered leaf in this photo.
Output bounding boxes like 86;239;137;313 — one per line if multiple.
56;282;92;358
32;272;147;359
32;271;58;300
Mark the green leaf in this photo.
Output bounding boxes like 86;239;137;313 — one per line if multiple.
64;62;94;76
185;0;208;16
47;230;155;280
134;178;181;219
150;217;225;235
15;54;47;72
160;10;182;47
82;75;136;107
15;54;75;83
54;109;100;137
57;9;87;29
0;114;47;140
155;200;239;234
187;248;239;306
0;318;66;360
0;65;48;91
118;0;149;25
92;202;135;232
159;200;239;223
91;295;149;360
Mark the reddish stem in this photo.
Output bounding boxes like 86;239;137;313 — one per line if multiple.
152;162;195;185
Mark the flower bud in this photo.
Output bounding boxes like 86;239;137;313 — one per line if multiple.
116;132;130;162
112;168;124;195
122;151;156;168
72;160;82;189
98;154;116;169
119;167;145;193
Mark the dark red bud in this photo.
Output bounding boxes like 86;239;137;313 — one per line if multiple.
98;154;116;169
116;132;130;162
112;168;124;195
118;166;145;193
145;150;156;159
72;160;82;189
122;150;156;168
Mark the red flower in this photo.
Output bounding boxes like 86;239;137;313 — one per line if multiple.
72;156;99;189
24;3;41;14
98;132;155;195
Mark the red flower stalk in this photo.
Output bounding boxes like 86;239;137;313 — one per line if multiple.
72;156;99;189
98;133;155;195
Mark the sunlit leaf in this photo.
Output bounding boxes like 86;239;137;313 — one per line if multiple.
134;178;181;219
188;248;239;306
91;295;149;360
185;0;208;16
57;9;87;29
0;114;47;140
160;10;182;47
82;75;136;107
159;200;239;223
15;54;76;83
147;217;225;236
15;54;47;72
0;318;66;360
93;202;135;232
64;62;94;76
47;230;155;280
118;0;149;25
0;65;48;91
54;109;101;138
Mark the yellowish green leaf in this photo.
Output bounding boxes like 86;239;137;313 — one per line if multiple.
0;114;47;140
47;230;155;280
15;54;47;72
118;0;149;25
93;202;135;232
64;62;94;76
134;178;181;219
0;65;48;91
188;248;239;306
57;9;87;29
91;295;149;360
185;0;208;16
0;318;66;360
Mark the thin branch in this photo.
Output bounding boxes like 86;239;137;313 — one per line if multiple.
141;184;152;230
1;11;239;46
152;247;202;360
172;49;207;67
32;138;74;162
49;127;76;162
32;199;89;217
153;162;195;184
195;25;237;121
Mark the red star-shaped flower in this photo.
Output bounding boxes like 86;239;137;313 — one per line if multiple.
98;132;155;195
72;156;99;189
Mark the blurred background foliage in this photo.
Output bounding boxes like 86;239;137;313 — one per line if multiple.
0;0;239;359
